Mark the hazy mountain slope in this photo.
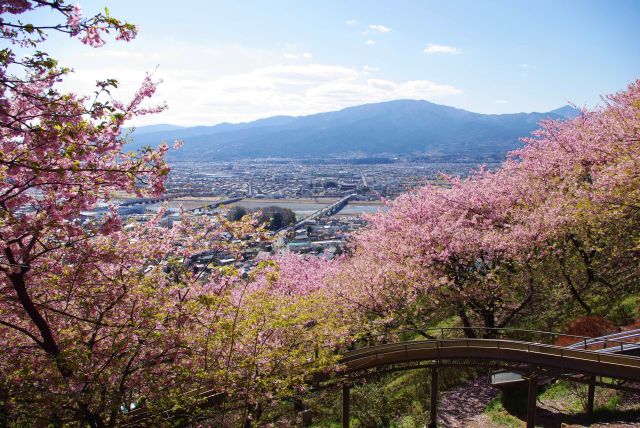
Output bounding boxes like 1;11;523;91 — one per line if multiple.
128;100;579;160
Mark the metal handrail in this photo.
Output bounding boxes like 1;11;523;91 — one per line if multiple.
122;326;640;425
341;337;640;382
349;326;640;352
566;328;640;349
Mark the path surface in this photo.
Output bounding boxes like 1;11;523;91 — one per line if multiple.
437;377;498;427
435;378;640;427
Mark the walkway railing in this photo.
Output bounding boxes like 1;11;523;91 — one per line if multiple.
347;326;640;353
565;327;640;353
122;326;640;427
338;327;640;428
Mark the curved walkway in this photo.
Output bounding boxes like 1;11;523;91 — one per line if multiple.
339;337;640;428
341;338;640;381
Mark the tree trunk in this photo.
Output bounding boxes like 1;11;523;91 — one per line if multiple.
458;308;477;338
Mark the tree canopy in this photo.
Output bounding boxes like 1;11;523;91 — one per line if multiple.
331;81;640;338
227;205;296;231
0;2;352;426
2;1;640;426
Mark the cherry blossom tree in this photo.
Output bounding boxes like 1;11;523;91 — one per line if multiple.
0;5;356;426
0;1;181;424
3;2;638;426
337;80;640;338
180;254;352;426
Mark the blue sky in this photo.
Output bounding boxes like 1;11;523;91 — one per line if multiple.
19;0;640;125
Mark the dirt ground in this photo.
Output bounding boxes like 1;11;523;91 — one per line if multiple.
435;378;640;428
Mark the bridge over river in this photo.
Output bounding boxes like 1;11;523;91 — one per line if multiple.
272;194;357;238
124;326;640;427
293;194;357;228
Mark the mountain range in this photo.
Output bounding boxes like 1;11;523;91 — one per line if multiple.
128;100;579;161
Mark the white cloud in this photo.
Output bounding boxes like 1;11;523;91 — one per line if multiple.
283;51;313;60
345;19;358;26
368;24;391;33
519;63;530;69
54;40;461;126
366;79;397;91
366;40;375;46
200;67;461;117
305;77;461;106
424;43;461;55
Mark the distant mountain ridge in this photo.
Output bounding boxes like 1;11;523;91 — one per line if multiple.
128;100;580;161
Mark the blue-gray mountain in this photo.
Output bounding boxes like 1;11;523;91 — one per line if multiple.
129;100;579;161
